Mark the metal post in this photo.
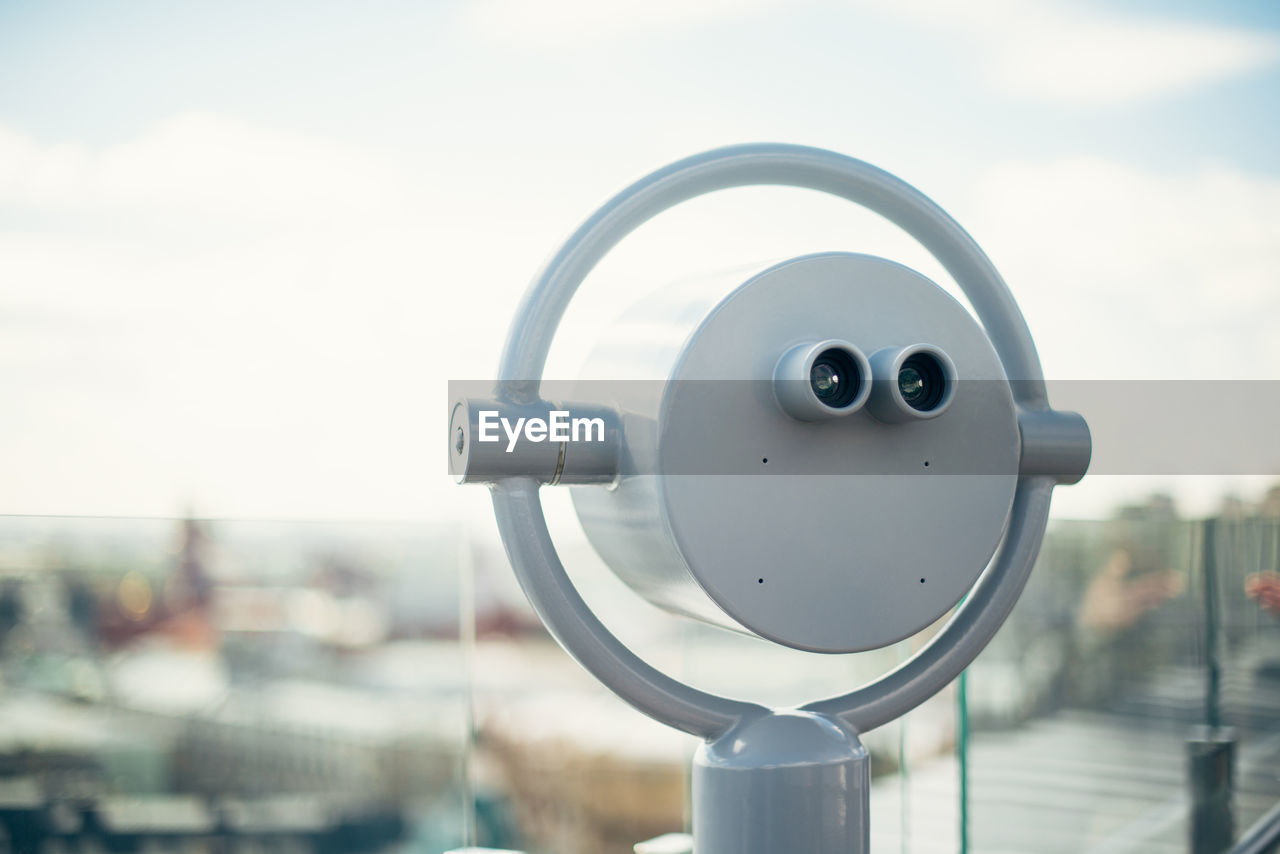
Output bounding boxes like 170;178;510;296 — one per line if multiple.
692;711;870;854
1190;518;1236;854
1189;728;1236;854
1204;518;1223;733
958;668;970;854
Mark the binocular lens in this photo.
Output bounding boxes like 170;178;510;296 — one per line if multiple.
809;349;861;408
898;353;946;412
810;362;840;397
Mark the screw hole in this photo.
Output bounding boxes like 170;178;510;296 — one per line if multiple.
762;457;768;464
920;577;926;584
923;460;930;467
758;578;764;584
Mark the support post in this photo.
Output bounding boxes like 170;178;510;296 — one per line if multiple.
693;710;870;854
1189;727;1236;854
1190;517;1236;854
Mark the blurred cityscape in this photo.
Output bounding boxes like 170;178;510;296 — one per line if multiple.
0;482;1278;853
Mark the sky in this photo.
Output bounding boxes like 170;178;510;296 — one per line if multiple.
1;0;1279;526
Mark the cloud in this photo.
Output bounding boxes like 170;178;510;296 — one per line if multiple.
877;0;1280;106
0;114;544;519
2;110;1277;520
0;112;398;221
965;156;1280;380
459;0;796;47
461;0;1280;106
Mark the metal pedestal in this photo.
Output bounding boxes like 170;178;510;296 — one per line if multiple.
693;711;870;854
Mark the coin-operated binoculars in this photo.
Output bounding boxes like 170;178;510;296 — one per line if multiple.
449;144;1090;853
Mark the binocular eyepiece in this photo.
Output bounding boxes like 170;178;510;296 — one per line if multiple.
774;340;955;423
773;340;871;421
867;344;956;423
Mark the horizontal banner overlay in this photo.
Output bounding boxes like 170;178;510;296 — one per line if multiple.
448;380;1280;476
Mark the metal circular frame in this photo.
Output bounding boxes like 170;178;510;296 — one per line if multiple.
491;143;1056;740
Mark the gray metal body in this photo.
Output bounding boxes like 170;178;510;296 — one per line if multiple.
571;252;1021;652
450;144;1091;852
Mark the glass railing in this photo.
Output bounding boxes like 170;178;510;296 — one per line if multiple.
2;509;1277;853
960;514;1280;854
